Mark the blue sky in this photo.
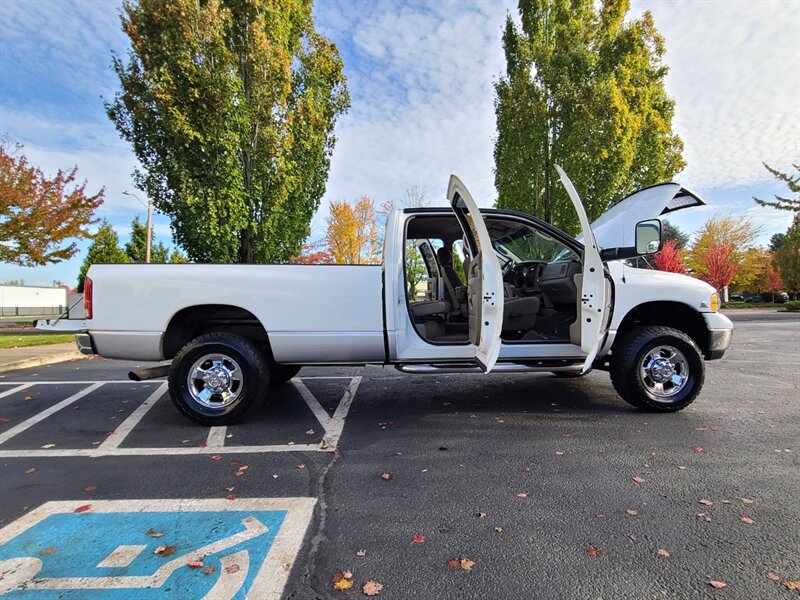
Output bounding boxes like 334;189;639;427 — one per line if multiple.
1;0;798;287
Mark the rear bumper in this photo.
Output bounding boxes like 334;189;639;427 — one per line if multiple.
76;333;97;356
703;312;733;360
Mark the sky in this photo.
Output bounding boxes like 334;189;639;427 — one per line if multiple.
1;0;798;287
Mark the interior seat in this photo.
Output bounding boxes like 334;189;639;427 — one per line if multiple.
409;300;451;318
436;247;465;310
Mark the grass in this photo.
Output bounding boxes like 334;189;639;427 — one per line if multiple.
0;334;76;349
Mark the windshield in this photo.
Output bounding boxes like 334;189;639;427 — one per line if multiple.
492;222;579;266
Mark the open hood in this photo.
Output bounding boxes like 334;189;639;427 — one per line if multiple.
589;183;706;250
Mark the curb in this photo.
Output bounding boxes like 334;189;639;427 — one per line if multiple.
0;352;86;374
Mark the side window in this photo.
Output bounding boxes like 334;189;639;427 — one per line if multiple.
405;240;429;302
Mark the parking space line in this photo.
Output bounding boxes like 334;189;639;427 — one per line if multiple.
0;383;31;399
323;375;362;449
0;380;156;385
95;382;168;454
0;382;104;446
292;378;333;430
207;426;228;448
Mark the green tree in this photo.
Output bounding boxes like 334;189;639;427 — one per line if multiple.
769;233;785;252
405;242;428;302
775;214;800;297
494;0;684;234
169;248;189;264
124;216;168;263
662;219;689;250
753;163;799;212
77;220;129;292
107;0;349;264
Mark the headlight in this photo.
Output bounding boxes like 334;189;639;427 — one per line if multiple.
710;292;720;312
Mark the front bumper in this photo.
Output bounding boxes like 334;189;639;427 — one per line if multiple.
703;312;733;360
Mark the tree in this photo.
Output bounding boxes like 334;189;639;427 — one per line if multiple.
292;241;333;264
769;233;785;252
653;239;686;274
775;214;800;297
326;197;381;264
753;163;799;212
124;216;168;263
169;248;189;264
662;219;690;250
77;220;129;291
494;0;684;234
405;242;427;301
107;0;349;264
0;139;103;266
763;262;784;302
687;215;762;291
378;186;431;220
1;279;24;286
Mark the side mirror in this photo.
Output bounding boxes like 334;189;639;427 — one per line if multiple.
635;219;662;255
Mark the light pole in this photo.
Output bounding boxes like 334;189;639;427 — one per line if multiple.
123;191;152;263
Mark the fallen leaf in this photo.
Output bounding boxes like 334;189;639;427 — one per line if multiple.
494;527;503;533
447;558;475;570
154;545;176;557
709;581;727;589
411;535;425;543
697;512;712;522
477;512;486;518
742;498;754;505
24;396;33;401
555;450;565;456
362;581;384;596
226;493;237;501
626;509;638;516
356;549;366;557
228;460;240;466
699;499;714;506
381;473;391;480
694;447;704;453
145;528;164;538
306;429;315;435
0;417;10;422
199;442;207;448
39;546;56;556
297;464;306;470
632;476;645;484
721;500;731;504
188;560;203;568
595;513;605;519
41;444;55;449
24;467;36;475
74;504;91;513
235;465;249;476
785;580;800;591
225;564;240;574
628;535;637;543
657;548;670;557
211;455;222;461
740;516;754;524
562;432;574;437
586;546;601;557
677;465;687;470
204;566;216;575
332;571;354;590
766;572;780;582
517;492;527;498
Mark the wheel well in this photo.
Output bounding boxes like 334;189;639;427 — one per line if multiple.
162;305;270;360
614;302;708;354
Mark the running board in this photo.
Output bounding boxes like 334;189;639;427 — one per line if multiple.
396;360;582;374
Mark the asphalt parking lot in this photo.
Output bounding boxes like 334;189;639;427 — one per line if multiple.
1;315;798;598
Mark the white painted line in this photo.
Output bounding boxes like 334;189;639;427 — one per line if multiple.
0;383;32;399
292;378;333;430
0;443;324;459
0;380;159;385
322;375;362;449
95;382;167;454
292;376;355;379
206;426;227;448
97;544;147;568
0;498;316;600
0;383;104;446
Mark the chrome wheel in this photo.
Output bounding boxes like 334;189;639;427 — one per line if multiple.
187;353;243;408
639;345;689;400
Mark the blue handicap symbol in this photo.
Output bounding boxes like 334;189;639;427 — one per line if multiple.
0;509;287;598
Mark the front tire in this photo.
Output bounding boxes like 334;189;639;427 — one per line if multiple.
610;326;704;412
169;332;268;425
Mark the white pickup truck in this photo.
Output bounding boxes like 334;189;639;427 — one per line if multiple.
40;169;732;425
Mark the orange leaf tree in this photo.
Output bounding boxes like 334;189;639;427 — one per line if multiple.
699;242;737;292
687;215;761;290
653;239;687;274
326;197;381;264
292;241;333;264
0;140;103;266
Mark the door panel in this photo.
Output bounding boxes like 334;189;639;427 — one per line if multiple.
448;175;503;371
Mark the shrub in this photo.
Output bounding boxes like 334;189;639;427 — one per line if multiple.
784;301;800;312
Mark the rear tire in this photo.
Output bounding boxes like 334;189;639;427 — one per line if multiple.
270;365;302;386
169;332;268;425
610;326;704;412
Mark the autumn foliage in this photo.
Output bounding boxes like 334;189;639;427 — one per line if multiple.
326;197;381;264
292;242;333;265
653;239;687;274
0;140;104;266
699;242;738;292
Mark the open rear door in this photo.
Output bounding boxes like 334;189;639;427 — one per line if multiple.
448;175;503;372
554;166;608;373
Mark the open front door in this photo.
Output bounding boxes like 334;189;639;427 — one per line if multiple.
448;175;503;372
554;166;609;373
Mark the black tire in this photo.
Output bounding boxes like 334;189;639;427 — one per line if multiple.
269;365;302;386
610;326;704;412
168;332;269;425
